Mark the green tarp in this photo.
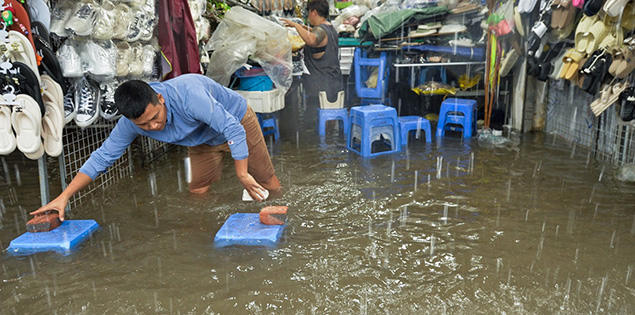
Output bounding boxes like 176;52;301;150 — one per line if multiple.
358;7;449;41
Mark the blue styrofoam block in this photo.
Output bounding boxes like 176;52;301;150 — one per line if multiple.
7;220;99;255
214;213;285;248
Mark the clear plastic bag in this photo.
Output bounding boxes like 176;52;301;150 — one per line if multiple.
205;7;293;93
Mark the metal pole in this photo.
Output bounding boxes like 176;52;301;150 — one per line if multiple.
38;155;50;206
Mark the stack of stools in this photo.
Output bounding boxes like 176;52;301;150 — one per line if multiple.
354;48;390;105
436;98;478;139
257;113;280;140
317;90;348;136
398;116;432;146
347;104;401;157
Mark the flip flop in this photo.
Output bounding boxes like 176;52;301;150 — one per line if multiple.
35;39;67;94
0;102;16;155
41;75;64;109
11;94;42;155
7;31;41;84
31;22;51;46
5;0;35;51
26;0;51;30
41;100;63;157
608;47;625;76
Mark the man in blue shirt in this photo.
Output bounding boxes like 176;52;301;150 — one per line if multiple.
32;74;280;221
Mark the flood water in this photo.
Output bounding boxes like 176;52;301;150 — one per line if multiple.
1;96;635;313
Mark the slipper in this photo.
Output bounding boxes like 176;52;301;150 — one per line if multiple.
11;94;42;155
593;82;628;116
559;0;578;29
549;47;570;79
622;3;635;30
575;15;598;53
7;31;41;84
598;28;623;51
608;47;625;76
0;102;16;155
618;86;635;121
500;48;520;77
581;50;612;94
41;100;64;157
572;0;584;8
616;46;635;78
583;0;604;16
35;39;67;94
31;22;51;45
560;48;586;80
551;0;563;29
604;0;629;17
582;20;610;55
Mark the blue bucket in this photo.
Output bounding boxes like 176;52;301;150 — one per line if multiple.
238;75;273;91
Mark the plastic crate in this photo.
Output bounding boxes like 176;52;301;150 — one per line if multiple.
236;88;285;113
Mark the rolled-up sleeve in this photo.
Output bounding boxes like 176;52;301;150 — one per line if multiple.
186;89;249;160
79;120;139;179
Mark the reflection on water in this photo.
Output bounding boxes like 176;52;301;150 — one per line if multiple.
1;109;635;313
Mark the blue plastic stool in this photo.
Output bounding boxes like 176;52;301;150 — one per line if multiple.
257;113;279;141
398;116;432;145
318;108;349;136
354;48;390;105
436;98;478;138
7;220;100;255
418;66;447;84
347;104;401;157
214;213;285;247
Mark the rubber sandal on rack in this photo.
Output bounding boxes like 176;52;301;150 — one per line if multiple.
11;94;43;157
0;102;16;155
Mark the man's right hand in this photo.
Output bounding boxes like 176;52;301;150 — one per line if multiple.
30;195;69;221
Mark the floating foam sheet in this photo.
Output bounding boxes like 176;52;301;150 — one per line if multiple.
214;213;285;248
7;220;99;255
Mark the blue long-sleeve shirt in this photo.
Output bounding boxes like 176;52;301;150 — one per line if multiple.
79;74;248;180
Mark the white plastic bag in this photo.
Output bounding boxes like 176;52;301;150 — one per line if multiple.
205;7;293;93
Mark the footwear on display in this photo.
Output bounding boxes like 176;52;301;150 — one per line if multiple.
81;40;117;79
100;82;121;121
93;0;117;40
126;11;146;42
142;45;157;77
63;83;78;124
57;41;83;78
50;0;75;37
128;42;144;77
64;1;98;37
115;41;132;77
74;78;101;128
113;4;132;40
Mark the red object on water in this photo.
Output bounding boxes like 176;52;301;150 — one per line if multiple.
26;211;61;232
260;206;288;225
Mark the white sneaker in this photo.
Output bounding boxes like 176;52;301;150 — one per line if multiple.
57;41;83;77
81;40;117;79
126;10;146;42
142;45;156;77
140;15;157;42
74;78;101;127
93;0;116;40
64;1;98;37
50;1;75;37
115;41;131;77
113;4;132;40
128;42;144;77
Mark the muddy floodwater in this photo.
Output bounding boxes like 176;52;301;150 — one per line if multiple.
1;99;634;314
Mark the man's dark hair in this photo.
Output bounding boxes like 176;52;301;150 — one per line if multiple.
114;80;159;119
307;0;329;18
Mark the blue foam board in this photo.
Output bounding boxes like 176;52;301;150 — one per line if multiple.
7;220;99;255
214;213;284;248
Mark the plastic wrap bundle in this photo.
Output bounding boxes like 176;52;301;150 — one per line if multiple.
205;7;293;93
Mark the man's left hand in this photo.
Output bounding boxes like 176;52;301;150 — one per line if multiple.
238;173;267;202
